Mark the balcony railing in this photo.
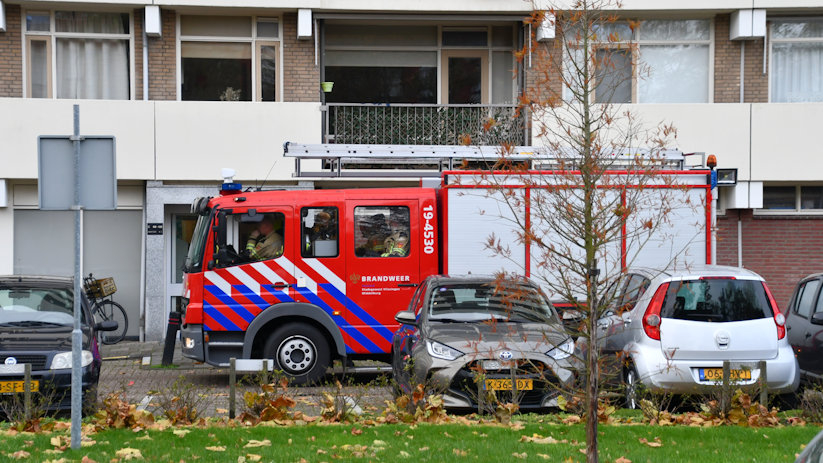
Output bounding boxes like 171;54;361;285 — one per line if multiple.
323;103;527;146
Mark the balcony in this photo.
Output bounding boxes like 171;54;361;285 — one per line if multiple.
323;103;528;146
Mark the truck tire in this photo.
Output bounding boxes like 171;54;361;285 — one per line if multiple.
264;323;330;385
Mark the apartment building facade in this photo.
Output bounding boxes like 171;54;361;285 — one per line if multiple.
0;0;821;340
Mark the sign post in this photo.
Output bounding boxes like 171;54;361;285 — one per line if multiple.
38;105;115;449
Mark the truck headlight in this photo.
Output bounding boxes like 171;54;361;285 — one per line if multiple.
50;351;93;370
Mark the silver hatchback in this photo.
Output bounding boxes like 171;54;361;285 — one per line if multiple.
598;265;799;407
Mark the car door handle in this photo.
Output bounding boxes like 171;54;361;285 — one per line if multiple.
271;283;290;289
806;333;812;339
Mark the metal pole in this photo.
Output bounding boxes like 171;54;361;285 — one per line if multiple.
71;104;84;449
229;358;236;419
24;363;31;421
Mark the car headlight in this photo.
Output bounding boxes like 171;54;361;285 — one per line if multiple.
426;340;464;361
50;351;93;370
546;338;575;360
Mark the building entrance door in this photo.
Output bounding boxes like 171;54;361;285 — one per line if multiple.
167;209;198;318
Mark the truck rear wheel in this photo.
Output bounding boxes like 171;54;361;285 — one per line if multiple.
264;323;330;385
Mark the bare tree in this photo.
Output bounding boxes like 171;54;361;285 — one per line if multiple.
460;1;706;462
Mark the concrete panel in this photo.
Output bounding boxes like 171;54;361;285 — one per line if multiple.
154;101;321;182
751;103;823;182
0;98;155;180
532;103;752;179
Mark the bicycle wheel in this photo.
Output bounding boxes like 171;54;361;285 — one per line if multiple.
95;300;128;345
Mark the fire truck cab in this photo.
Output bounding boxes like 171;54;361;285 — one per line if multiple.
180;186;438;383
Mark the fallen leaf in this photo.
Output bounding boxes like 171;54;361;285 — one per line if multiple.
115;448;143;460
245;455;262;462
216;408;228;414
10;450;30;460
173;429;190;438
512;452;528;459
639;438;663;448
615;457;632;463
205;446;226;452
453;448;468;457
243;440;271;448
351;428;363;436
399;451;411;458
536;455;551;460
520;434;563;444
81;456;97;463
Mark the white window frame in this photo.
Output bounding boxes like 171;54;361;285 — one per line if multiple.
22;9;135;100
176;14;283;102
768;17;823;103
757;184;823;215
564;18;714;104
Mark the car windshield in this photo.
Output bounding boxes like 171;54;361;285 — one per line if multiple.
660;278;773;322
0;286;80;326
427;282;559;324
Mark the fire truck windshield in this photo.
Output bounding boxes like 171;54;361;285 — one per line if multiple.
184;214;211;273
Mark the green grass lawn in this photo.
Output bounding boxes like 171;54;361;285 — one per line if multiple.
2;420;820;463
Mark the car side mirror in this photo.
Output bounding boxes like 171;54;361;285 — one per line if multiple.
394;310;417;326
811;313;823;326
97;320;119;332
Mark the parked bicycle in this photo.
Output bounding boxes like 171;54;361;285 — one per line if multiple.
83;273;129;345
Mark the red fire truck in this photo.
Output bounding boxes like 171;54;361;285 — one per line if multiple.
180;161;714;383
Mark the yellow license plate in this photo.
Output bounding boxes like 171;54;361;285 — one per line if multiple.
484;379;533;391
0;380;39;394
699;368;751;381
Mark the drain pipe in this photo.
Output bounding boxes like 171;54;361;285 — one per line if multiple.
737;210;743;268
143;19;148;101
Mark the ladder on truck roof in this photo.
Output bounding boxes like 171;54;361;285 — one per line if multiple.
283;142;702;178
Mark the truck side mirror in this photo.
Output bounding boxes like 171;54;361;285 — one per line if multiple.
214;210;227;248
811;312;823;326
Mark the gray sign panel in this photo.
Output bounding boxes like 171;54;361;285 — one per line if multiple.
38;136;117;210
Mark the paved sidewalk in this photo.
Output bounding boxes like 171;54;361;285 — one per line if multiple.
96;340;392;418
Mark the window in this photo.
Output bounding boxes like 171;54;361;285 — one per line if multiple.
301;208;338;258
239;212;285;262
24;11;132;99
214;211;285;268
794;279;821;318
353;206;410;258
565;19;711;103
323;24;514;104
180;15;280;101
762;185;823;212
771;19;823;102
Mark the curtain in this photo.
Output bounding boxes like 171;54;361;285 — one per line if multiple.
638;45;708;103
55;12;129;100
772;42;823;103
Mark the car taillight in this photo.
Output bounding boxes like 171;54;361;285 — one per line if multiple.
643;282;670;341
763;282;785;340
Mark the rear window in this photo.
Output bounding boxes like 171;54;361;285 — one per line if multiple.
660;279;773;322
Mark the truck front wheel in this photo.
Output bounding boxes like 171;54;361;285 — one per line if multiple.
264;323;330;385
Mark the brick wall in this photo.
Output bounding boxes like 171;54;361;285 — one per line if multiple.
282;13;319;102
714;15;740;103
714;14;768;103
133;10;144;100
0;4;23;97
717;210;823;308
146;8;177;101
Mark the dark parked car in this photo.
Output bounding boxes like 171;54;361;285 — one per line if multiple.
786;273;823;383
391;275;580;410
0;275;117;413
